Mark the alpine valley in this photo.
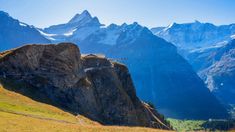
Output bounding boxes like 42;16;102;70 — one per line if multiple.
0;10;234;131
151;21;235;118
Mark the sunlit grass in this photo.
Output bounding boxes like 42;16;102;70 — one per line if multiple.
0;84;172;132
0;111;171;132
0;84;97;124
0;50;13;59
167;118;206;131
168;118;234;131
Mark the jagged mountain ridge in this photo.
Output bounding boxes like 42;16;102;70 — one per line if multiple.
42;10;102;43
0;11;50;51
151;21;235;50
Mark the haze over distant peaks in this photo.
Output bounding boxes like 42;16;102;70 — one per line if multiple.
151;21;235;50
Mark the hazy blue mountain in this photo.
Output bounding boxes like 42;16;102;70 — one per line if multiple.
150;27;165;34
152;21;235;118
198;40;235;105
0;11;50;51
186;39;235;103
187;40;235;118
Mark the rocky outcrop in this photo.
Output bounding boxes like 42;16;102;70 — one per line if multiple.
0;43;171;129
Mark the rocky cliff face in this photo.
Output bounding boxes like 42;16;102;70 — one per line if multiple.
201;40;235;106
0;43;171;129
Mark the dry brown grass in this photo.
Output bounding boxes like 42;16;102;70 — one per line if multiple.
0;84;98;125
0;50;13;59
0;84;172;132
0;111;172;132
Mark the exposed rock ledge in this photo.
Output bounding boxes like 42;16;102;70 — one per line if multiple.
0;43;171;129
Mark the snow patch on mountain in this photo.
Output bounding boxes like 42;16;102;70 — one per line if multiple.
97;22;147;45
64;28;77;36
37;30;56;41
189;41;228;53
231;34;235;39
19;22;27;27
151;21;235;50
69;26;100;42
96;24;125;45
98;29;120;45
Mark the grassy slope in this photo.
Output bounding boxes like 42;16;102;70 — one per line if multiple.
167;118;206;131
168;118;235;132
0;111;170;132
0;84;171;132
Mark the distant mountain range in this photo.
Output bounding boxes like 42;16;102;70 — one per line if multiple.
0;10;230;119
151;21;235;50
151;22;235;117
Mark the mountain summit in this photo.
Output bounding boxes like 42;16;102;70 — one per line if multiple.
42;10;101;42
68;10;92;24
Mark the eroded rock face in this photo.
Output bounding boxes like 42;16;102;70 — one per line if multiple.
201;40;235;106
0;43;171;129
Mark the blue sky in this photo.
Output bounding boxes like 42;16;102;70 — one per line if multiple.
0;0;234;28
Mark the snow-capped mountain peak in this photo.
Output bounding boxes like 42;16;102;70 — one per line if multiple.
67;10;102;27
41;10;102;42
165;21;202;30
68;10;92;24
231;34;235;39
